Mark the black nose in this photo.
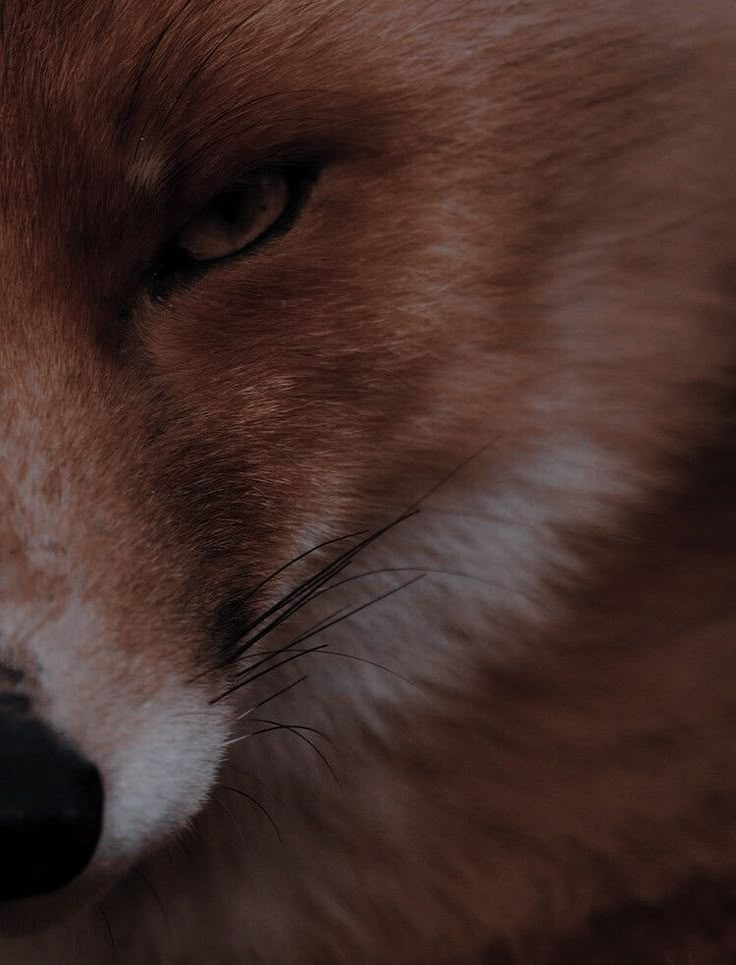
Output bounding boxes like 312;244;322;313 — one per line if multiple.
0;706;104;901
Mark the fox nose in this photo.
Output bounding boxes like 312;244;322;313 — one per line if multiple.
0;703;103;900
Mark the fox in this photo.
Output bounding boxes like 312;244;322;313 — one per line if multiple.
2;0;736;962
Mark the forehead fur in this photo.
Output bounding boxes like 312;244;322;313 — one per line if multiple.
0;0;706;205
1;0;724;318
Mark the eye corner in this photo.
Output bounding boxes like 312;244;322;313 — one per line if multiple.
146;245;203;302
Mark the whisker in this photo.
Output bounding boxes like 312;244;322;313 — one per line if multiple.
228;440;497;648
214;440;500;677
219;785;282;841
220;575;425;699
98;907;117;965
248;717;331;744
173;829;195;866
247;721;341;788
215;510;420;671
406;437;500;513
132;867;169;934
233;597;358;676
285;599;357;639
220;644;330;703
413;505;533;525
245;511;416;635
299;565;546;614
224;732;253;748
212;794;248;848
235;674;310;721
192;530;367;682
238;529;369;607
242;648;418;688
318;650;418;685
219;760;272;798
211;439;502;698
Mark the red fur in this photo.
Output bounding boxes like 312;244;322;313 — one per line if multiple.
1;1;736;962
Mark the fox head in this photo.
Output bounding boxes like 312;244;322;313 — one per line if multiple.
1;0;735;955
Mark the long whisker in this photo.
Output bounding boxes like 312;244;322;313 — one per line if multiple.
219;644;330;703
247;721;340;787
131;868;169;934
240;649;418;688
212;794;248;848
235;674;310;721
212;440;500;702
190;531;369;682
215;510;419;671
408;438;500;513
98;907;117;965
298;565;546;614
238;529;369;608
248;718;331;744
224;575;425;696
219;785;282;841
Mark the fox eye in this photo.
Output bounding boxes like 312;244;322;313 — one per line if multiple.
175;168;294;262
148;163;319;296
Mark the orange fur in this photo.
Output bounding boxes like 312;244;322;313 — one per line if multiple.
1;1;736;962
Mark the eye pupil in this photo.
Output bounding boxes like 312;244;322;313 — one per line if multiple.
214;191;244;226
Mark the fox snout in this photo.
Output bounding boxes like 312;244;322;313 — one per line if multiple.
0;388;231;930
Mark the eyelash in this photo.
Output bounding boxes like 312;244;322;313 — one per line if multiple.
147;162;321;300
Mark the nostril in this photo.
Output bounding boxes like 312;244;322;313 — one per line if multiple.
0;709;104;901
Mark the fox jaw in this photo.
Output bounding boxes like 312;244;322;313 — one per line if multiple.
1;0;736;961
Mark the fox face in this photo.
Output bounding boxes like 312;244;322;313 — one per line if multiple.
2;1;736;962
